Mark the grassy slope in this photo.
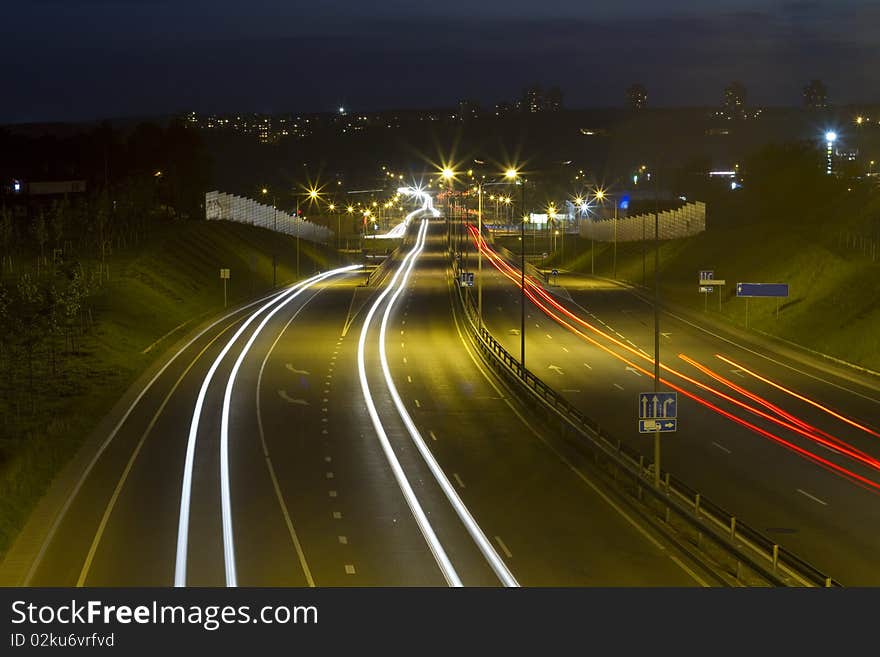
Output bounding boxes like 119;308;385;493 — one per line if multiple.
498;221;880;371
0;220;339;556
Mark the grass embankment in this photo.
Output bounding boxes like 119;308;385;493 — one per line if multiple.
0;220;338;558
496;221;880;371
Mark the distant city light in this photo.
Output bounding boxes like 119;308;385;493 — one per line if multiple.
13;180;21;193
339;106;346;114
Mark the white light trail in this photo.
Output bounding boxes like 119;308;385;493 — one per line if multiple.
175;265;360;587
378;223;519;587
357;218;463;586
364;187;440;239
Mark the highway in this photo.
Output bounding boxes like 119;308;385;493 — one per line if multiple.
1;203;712;587
469;227;880;584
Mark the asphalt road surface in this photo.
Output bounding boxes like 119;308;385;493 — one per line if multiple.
470;230;880;585
3;215;713;587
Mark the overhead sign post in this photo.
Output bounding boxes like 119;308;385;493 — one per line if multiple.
638;390;677;490
698;270;726;311
220;268;230;308
736;282;789;326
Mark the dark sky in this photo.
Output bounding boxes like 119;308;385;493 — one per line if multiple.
4;0;878;123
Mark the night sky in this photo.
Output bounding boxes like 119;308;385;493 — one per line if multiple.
4;0;878;123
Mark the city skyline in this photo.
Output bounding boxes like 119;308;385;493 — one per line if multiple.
4;1;879;124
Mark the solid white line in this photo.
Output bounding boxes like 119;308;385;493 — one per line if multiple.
796;488;828;506
219;267;356;587
380;219;519;587
494;536;513;559
76;317;241;587
24;286;293;586
176;266;358;587
711;441;731;454
357;218;462;587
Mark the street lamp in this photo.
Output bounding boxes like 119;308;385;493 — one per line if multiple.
503;167;527;375
473;170;520;330
594;187;619;279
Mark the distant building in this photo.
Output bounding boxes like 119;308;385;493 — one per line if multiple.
723;81;747;116
520;85;563;113
494;101;513;118
458;99;480;121
626;84;648;110
803;79;829;109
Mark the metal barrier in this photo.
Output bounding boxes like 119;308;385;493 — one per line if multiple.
451;268;840;587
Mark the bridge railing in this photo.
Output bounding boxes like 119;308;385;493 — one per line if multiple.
451;267;840;588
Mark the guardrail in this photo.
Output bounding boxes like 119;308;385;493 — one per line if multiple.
451;262;840;587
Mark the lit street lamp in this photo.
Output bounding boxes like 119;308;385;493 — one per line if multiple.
825;130;837;175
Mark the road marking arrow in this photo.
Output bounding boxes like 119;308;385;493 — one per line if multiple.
730;369;745;378
548;365;565;375
660;332;671;339
625;366;642;376
278;390;309;405
286;364;311;376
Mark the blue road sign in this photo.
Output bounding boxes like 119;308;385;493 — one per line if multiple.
736;282;789;298
551;269;559;276
639;391;677;419
639;419;678;433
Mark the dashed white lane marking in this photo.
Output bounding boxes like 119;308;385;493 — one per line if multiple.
401;342;405;349
278;391;309;405
338;536;348;545
414;399;421;408
561;389;581;393
583;363;592;370
613;383;625;391
562;346;569;353
494;536;513;558
332;511;342;519
407;375;412;383
452;473;466;489
324;456;332;463
344;565;356;575
429;430;437;441
326;472;334;479
400;330;405;336
626;339;638;348
712;441;731;454
546;333;553;339
403;357;408;364
329;490;337;498
797;488;828;506
639;348;649;356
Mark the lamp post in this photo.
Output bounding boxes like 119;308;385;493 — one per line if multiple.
507;168;526;374
262;187;278;287
473;171;519;330
595;188;618;278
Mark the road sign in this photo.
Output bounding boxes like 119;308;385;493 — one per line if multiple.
698;270;713;282
736;282;789;298
220;268;230;279
551;268;559;276
700;279;726;286
460;272;474;287
639;419;678;433
699;286;713;293
639;391;677;419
